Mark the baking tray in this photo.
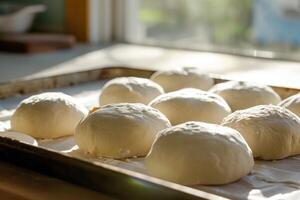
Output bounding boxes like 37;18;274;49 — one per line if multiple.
0;66;300;200
0;66;298;99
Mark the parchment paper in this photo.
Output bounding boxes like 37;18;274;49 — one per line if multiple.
1;80;300;200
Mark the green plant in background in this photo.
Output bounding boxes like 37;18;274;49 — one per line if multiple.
139;8;165;25
139;0;252;46
206;0;252;45
139;1;190;32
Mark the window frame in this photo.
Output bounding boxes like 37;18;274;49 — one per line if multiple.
102;0;300;62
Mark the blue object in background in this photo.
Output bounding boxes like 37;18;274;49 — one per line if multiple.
254;0;300;45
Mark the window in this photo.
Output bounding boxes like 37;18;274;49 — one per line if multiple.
115;0;300;61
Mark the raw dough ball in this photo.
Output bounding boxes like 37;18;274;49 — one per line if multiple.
150;68;214;92
99;77;164;106
279;93;300;117
11;92;88;139
149;88;231;125
0;131;38;146
75;103;171;159
210;81;281;111
145;121;254;185
222;105;300;160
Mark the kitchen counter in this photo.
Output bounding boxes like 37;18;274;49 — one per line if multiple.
1;43;300;88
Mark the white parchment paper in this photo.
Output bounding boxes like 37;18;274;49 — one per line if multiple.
1;80;300;200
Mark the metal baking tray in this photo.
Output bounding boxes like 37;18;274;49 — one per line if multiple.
0;66;299;200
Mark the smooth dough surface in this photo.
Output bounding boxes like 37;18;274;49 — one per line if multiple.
99;77;164;106
279;93;300;117
210;81;281;111
150;68;214;92
145;121;254;185
11;92;88;139
149;88;231;125
75;103;171;159
222;105;300;160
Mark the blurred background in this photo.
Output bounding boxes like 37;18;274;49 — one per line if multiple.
1;0;300;58
137;0;300;57
1;0;300;82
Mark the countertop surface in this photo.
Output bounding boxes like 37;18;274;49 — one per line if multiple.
1;43;300;88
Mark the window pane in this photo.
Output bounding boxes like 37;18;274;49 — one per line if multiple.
132;0;300;60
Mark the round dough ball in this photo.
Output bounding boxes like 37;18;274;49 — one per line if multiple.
75;103;171;159
99;77;164;106
279;93;300;117
11;92;88;139
145;121;254;185
222;105;300;160
149;88;231;125
210;81;281;111
150;68;214;92
0;131;38;146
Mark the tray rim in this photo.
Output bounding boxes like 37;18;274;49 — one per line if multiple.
0;136;227;200
1;66;299;199
0;66;299;99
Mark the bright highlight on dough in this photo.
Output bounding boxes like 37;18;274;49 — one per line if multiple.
99;77;164;106
210;81;281;111
145;121;254;185
150;68;214;92
222;105;300;160
149;88;231;125
11;92;88;139
75;103;171;159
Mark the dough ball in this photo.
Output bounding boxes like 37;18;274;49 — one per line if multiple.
75;103;171;159
279;93;300;117
210;81;281;111
222;105;300;160
150;68;214;92
145;121;254;185
99;77;164;106
0;131;38;146
11;92;88;139
149;88;231;125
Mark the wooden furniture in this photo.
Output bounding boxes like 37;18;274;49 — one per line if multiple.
0;34;75;53
65;0;89;42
